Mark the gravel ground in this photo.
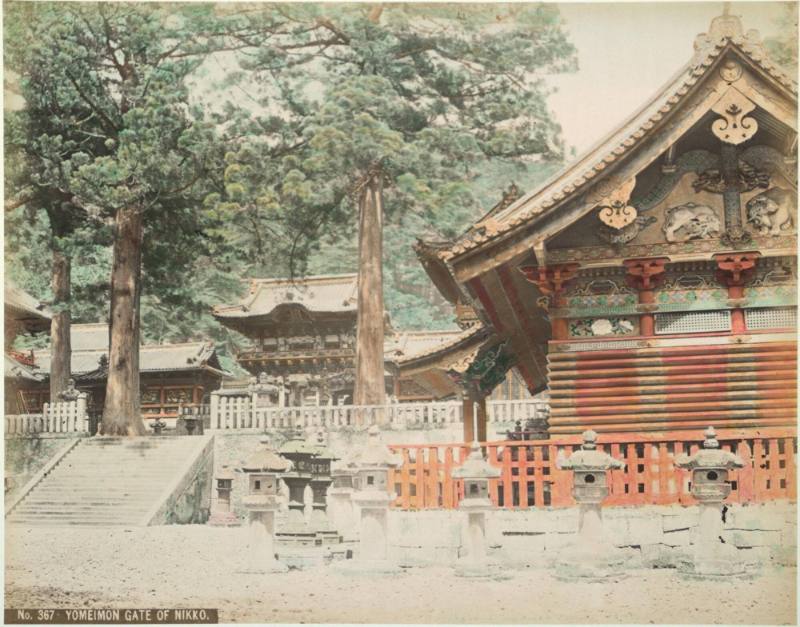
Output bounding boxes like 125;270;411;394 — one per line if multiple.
5;525;797;624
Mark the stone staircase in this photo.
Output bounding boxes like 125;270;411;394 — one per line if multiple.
6;436;212;527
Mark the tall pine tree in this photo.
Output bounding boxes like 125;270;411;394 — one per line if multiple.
226;4;577;408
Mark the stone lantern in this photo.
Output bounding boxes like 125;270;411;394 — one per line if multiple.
328;454;359;541
309;430;340;542
276;427;319;544
237;437;292;573
150;417;167;436
176;404;202;436
451;441;502;578
208;466;239;527
340;425;402;573
555;430;627;580
675;426;746;577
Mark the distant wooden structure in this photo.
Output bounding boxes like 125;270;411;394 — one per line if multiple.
4;281;51;414
213;274;379;405
20;323;227;420
213;274;537;414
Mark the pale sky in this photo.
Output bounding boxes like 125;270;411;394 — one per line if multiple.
549;2;793;154
4;1;793;153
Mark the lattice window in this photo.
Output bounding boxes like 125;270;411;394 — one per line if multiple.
745;307;797;330
558;339;642;352
654;310;731;335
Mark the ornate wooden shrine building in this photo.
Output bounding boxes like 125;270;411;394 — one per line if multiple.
417;11;797;437
213;274;380;405
212;273;536;413
21;323;227;418
4;281;51;414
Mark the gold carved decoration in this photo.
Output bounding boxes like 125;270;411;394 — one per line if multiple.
593;177;638;230
711;88;758;145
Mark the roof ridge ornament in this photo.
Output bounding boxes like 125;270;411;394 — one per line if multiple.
707;3;744;41
692;5;767;69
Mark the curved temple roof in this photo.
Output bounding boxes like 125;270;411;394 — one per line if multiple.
4;280;52;331
32;324;226;378
437;14;796;264
213;274;359;320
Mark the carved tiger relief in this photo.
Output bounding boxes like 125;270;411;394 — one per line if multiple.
746;188;795;236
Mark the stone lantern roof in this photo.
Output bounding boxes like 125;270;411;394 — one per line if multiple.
675;426;745;471
559;430;625;471
452;442;501;480
240;438;293;473
217;466;237;481
355;425;402;468
278;428;320;457
310;436;338;462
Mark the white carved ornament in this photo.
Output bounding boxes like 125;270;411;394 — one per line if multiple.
711;88;758;145
594;177;639;230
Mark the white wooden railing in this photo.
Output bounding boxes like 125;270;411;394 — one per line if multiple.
207;392;547;432
5;394;89;435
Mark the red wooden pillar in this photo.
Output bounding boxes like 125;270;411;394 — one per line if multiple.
623;257;669;337
460;384;488;443
462;392;475;443
714;252;759;334
519;263;580;340
477;396;487;443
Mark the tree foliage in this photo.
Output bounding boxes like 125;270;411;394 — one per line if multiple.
5;3;577;364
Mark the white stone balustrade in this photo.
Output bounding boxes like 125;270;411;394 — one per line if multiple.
5;394;89;435
207;393;547;432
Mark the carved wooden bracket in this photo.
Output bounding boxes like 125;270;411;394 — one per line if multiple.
518;263;580;297
711;88;759;146
714;252;760;287
623;257;669;291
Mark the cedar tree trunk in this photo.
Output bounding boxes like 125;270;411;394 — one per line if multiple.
102;204;146;436
49;247;72;400
353;169;387;415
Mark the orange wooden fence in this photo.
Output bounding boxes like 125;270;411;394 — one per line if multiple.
388;427;797;509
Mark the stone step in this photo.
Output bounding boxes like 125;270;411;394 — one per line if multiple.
8;513;142;527
12;511;151;519
52;474;182;479
19;494;158;503
13;508;153;515
18;497;157;505
58;458;191;463
46;474;183;480
28;484;162;490
7;518;137;527
9;435;211;526
12;508;151;517
12;501;151;514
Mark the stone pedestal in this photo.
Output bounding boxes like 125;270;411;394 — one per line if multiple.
337;425;402;575
680;502;746;578
554;430;627;581
328;485;357;540
453;502;507;579
239;497;287;574
328;462;358;541
342;490;401;574
451;441;505;579
675;427;747;578
554;500;627;580
303;484;314;526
